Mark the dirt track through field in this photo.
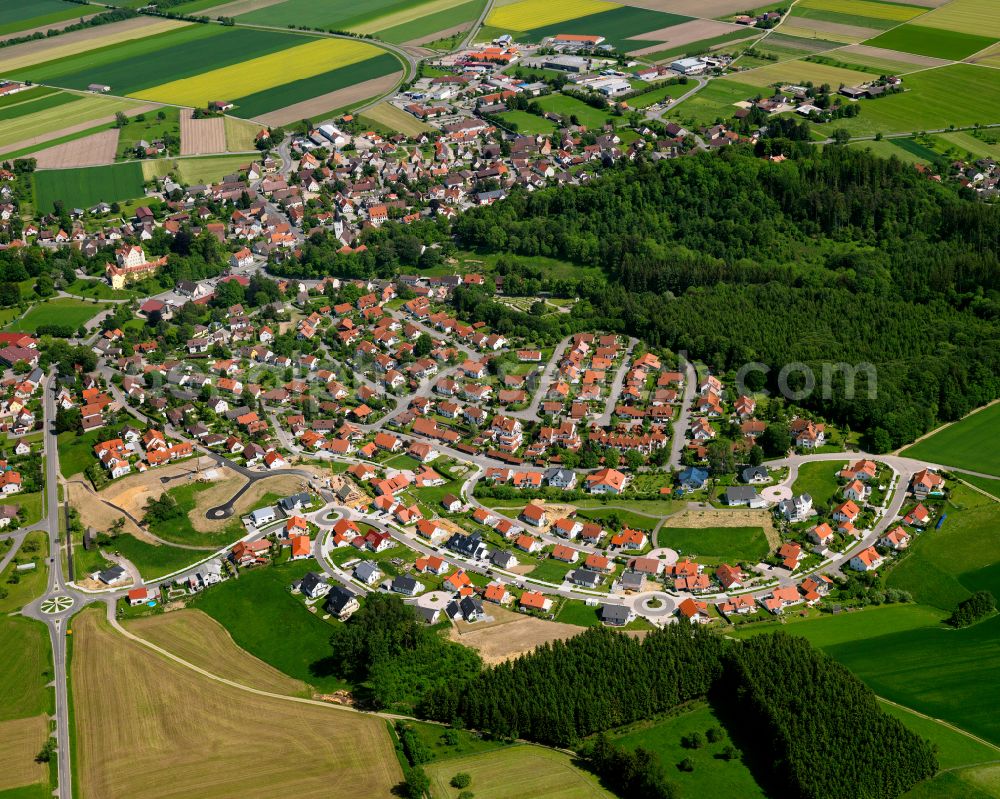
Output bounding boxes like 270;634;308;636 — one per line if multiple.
254;71;402;126
180;112;226;155
0;17;189;73
72;609;402;799
30;128;119;167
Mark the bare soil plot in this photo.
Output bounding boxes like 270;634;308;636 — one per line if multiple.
255;71;402;126
784;15;881;40
449;605;585;664
838;42;951;67
180;112;226;155
67;480;144;538
30;128;119;168
663;508;780;548
127;609;309;697
0;715;49;792
98;457;226;522
0;17;189;73
405;22;469;46
627;18;745;55
71;609;402;799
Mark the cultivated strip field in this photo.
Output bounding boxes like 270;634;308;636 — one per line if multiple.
30;129;120;168
487;0;617;30
33;162;145;212
223;115;263;150
255;70;402;125
916;0;1000;37
863;23;998;60
72;609;403;799
627;18;749;56
0;0;91;37
180;112;226;155
0;97;154;154
726;58;879;87
901;402;1000;476
126;609;310;696
363;100;434;135
0;17;190;73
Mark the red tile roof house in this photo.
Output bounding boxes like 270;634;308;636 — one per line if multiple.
519;502;547;527
677;598;712;624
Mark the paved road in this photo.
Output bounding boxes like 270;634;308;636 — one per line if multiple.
667;359;697;470
596;337;638;427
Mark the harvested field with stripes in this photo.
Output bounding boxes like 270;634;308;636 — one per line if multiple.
0;96;154;154
252;71;402;126
30;129;120;168
180;113;226;155
71;609;402;799
0;715;50;793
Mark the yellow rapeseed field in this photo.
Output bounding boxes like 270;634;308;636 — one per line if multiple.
131;37;382;108
487;0;619;32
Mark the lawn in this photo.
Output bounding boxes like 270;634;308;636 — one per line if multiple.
901;402;1000;477
656;526;769;564
144;481;241;548
9;297;108;333
791;460;842;508
535;94;616;129
70;608;402;799
498;110;558;134
402;719;512;763
116;106;180;159
0;0;87;36
64;279;140;300
526;556;575;584
424;744;613;799
191;559;349;691
0;616;52;721
956;472;1000;500
885;486;1000;611
33;163;145;214
667;78;760;127
862;24;997;60
108;534;210;581
57;429;104;478
574;506;657;532
612;702;768;798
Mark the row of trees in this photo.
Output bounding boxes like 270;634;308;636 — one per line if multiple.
724;633;938;799
417;624;725;746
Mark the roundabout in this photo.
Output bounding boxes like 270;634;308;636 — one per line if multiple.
762;484;793;503
629;591;676;619
40;595;75;615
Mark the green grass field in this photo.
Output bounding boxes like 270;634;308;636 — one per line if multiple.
902;403;1000;477
956;473;1000;500
498;109;558;134
238;0;435;32
886;487;1000;611
424;744;613;799
791;460;842;508
863;24;997;60
0;87;57;111
108;534;210;581
0;95;145;153
9;298;109;334
63;279;140;301
57;429;103;478
613;703;768;798
192;559;349;691
145;482;240;549
668;79;760;126
657;526;769;564
0;0;87;37
628;82;690;109
831;64;1000;137
0;617;52;721
116;107;180;159
33;163;145;214
534;94;615;129
0;92;76;123
377;0;485;44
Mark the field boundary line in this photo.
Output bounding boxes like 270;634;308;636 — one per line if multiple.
953;475;1000;503
876;695;1000;754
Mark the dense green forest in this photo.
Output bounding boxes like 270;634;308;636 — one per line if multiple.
725;633;937;799
414;626;936;799
451;147;1000;449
